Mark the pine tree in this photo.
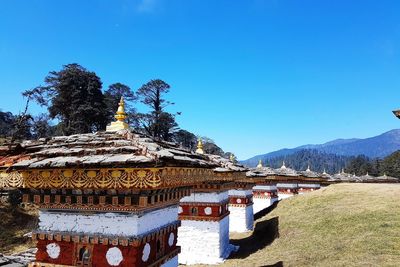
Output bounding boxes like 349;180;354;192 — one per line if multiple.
136;79;178;140
24;64;107;135
173;129;197;150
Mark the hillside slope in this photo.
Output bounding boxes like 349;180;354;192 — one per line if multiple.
242;129;400;167
222;184;400;267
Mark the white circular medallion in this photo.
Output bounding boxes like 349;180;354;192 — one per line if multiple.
142;243;151;262
204;207;212;215
264;192;269;196
236;198;242;204
219;206;222;214
106;247;123;266
178;206;183;214
168;232;175;246
46;243;60;259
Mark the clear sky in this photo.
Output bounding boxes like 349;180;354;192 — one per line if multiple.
0;0;400;159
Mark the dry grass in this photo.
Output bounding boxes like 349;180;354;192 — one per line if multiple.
0;202;38;254
218;183;400;267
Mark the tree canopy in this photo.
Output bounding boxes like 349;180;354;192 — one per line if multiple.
137;79;178;141
24;63;108;135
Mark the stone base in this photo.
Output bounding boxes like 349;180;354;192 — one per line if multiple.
106;121;129;131
229;205;254;233
177;216;232;265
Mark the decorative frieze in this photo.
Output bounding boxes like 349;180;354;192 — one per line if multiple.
0;167;221;190
0;168;250;191
32;221;180;246
253;190;278;199
178;201;229;222
22;187;191;212
228;196;253;207
30;220;180;267
298;183;320;194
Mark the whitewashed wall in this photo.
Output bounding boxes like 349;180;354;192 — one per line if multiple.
177;216;232;265
229;205;254;233
38;205;178;236
253;197;278;214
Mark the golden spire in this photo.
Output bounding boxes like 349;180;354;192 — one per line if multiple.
257;159;263;168
106;97;129;132
196;138;204;154
115;97;127;122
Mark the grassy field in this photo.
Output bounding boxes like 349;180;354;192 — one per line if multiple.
221;183;400;267
0;201;37;254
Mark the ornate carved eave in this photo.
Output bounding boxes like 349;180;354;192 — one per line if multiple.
0;167;247;190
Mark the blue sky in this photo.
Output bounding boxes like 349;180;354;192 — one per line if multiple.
0;0;400;159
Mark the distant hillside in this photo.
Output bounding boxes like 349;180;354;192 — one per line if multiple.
242;129;400;167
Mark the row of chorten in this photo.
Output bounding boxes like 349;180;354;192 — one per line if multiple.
248;160;399;183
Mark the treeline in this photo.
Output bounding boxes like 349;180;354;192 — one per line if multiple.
344;152;400;178
261;149;400;177
0;63;232;157
261;149;352;174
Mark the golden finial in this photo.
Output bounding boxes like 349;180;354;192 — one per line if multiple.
106;97;129;131
196;138;204;154
115;97;127;122
257;159;263;168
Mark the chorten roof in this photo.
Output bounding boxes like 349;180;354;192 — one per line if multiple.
274;161;299;177
359;172;375;181
208;154;247;173
333;170;358;182
299;165;320;178
246;166;276;177
0;129;221;170
376;173;399;182
320;169;333;180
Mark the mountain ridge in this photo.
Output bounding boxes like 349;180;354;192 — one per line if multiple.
241;129;400;167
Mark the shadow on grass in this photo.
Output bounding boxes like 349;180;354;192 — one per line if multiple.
229;215;280;259
254;201;279;221
260;262;283;267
